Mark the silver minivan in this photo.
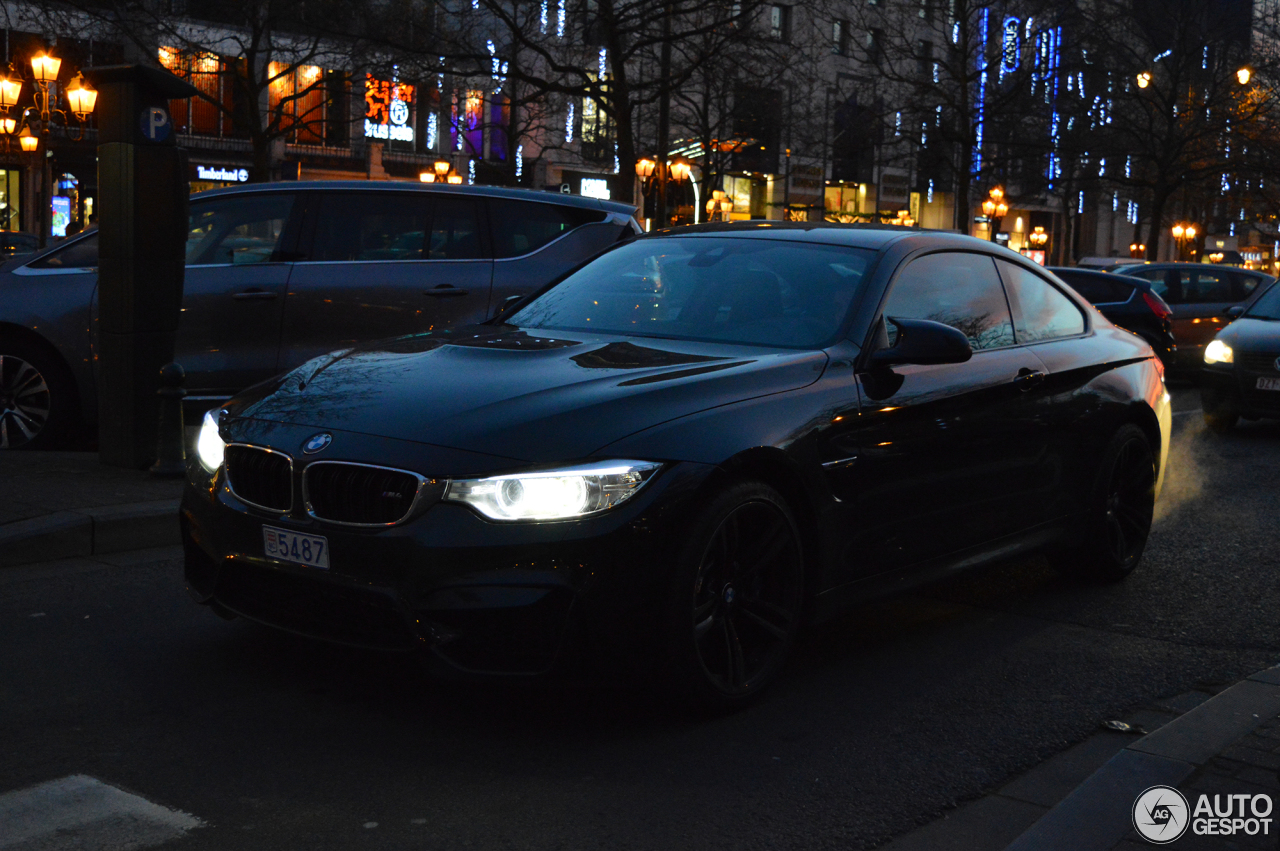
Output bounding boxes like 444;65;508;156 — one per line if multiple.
0;181;640;448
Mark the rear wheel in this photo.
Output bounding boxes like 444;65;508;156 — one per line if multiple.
1049;424;1155;582
0;340;76;449
666;481;804;709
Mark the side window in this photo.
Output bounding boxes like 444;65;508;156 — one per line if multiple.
1056;271;1127;304
1182;270;1232;303
488;198;607;259
881;252;1014;350
429;197;483;260
187;194;294;265
27;233;99;269
310;193;429;262
1235;273;1262;298
997;260;1086;342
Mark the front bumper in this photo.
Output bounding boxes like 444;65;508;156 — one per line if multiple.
1201;364;1280;421
182;457;714;676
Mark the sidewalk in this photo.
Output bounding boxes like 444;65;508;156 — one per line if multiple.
878;664;1280;851
0;450;184;568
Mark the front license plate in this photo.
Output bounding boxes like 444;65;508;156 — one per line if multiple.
263;526;330;569
1257;377;1280;392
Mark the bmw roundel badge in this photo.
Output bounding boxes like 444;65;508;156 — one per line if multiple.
303;433;333;454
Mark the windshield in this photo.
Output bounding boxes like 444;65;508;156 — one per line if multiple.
1247;282;1280;320
508;237;874;348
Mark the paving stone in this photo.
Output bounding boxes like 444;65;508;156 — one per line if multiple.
1129;681;1280;764
1152;691;1214;715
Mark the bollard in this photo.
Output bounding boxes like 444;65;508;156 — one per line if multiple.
149;362;187;477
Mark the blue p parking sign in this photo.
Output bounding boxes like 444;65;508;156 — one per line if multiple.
139;106;171;142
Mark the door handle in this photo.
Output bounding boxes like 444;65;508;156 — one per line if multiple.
1014;367;1046;391
423;285;469;298
232;289;278;301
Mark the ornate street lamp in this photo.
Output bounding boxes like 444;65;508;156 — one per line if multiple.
1136;71;1152;89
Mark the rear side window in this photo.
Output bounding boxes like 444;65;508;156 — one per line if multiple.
997;260;1086;342
488;199;606;259
310;193;483;261
187;194;294;265
28;233;98;269
1055;270;1131;304
882;252;1014;350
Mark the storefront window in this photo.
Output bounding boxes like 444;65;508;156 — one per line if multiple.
0;170;19;232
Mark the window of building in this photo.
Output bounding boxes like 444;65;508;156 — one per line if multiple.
833;20;850;55
866;29;884;64
917;41;934;77
770;5;791;42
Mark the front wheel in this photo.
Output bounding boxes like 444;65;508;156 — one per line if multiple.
0;341;76;449
665;481;805;710
1049;424;1156;582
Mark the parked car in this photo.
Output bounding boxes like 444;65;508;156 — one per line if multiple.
182;223;1171;707
0;231;38;259
1100;262;1275;372
0;181;640;448
1200;279;1280;432
1048;267;1176;367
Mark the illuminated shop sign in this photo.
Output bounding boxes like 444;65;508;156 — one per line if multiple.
580;177;611;200
366;74;415;142
196;165;250;183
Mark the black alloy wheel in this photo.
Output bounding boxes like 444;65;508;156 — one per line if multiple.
1050;424;1156;582
668;481;804;708
0;341;75;449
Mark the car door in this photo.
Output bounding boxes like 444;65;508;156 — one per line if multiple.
826;250;1052;577
1129;266;1236;364
279;190;494;371
994;259;1096;525
180;192;298;396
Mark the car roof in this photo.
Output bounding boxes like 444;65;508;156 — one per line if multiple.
190;180;638;216
1048;266;1150;286
642;221;1015;253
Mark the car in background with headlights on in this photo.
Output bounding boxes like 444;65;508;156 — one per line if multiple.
181;223;1171;708
1200;280;1280;432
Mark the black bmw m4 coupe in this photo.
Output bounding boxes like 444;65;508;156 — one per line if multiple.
181;223;1172;708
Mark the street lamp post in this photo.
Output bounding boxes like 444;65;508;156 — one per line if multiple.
636;155;691;229
1172;222;1197;261
0;52;97;247
981;186;1008;242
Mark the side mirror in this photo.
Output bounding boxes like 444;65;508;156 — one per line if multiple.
1226;304;1245;319
869;317;973;368
491;294;524;322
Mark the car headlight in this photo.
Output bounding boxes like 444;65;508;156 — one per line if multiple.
1204;339;1234;364
196;409;226;472
444;460;661;521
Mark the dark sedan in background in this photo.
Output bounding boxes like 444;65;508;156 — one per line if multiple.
182;224;1171;708
1201;280;1280;431
1049;266;1176;367
1109;262;1274;371
0;182;639;449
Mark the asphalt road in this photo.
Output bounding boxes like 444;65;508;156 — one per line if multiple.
3;388;1279;851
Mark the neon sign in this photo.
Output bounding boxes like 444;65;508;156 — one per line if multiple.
365;74;415;142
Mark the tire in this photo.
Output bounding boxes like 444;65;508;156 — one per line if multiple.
665;480;805;710
0;338;77;449
1203;410;1238;434
1048;424;1156;582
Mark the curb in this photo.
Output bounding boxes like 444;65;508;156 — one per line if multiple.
1003;665;1280;850
0;499;181;568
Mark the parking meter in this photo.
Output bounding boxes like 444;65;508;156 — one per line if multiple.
86;65;196;468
